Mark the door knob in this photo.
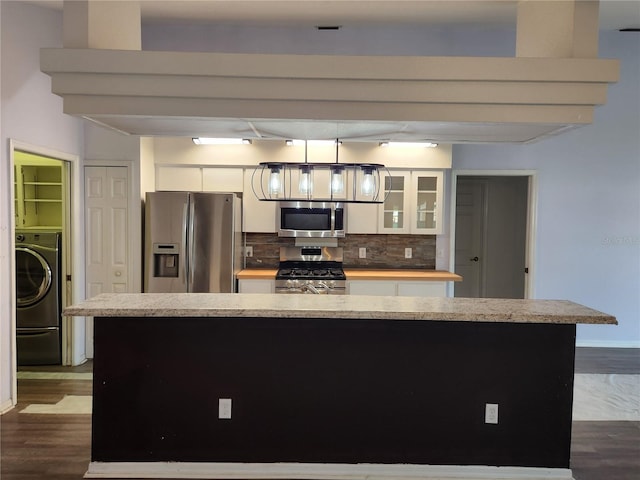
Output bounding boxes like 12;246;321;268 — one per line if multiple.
470;256;479;262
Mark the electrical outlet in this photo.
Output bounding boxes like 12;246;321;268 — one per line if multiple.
245;246;253;258
219;398;232;419
485;403;498;424
405;247;412;259
359;247;367;259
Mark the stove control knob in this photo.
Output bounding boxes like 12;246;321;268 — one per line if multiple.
328;281;336;288
286;279;294;288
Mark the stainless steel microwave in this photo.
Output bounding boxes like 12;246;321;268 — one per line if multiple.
277;201;346;238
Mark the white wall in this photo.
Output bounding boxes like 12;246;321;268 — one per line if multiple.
452;32;640;347
0;1;82;410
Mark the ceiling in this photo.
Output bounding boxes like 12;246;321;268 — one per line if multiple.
30;0;639;143
30;0;640;30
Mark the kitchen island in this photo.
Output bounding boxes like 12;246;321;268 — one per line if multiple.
65;293;616;480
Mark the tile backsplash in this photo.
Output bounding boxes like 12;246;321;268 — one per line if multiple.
245;233;436;269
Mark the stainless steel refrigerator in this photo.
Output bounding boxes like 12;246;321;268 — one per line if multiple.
144;192;242;293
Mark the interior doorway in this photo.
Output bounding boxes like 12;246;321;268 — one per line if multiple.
452;173;534;299
9;139;84;373
12;150;72;366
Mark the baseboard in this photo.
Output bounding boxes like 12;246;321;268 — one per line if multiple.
85;462;575;480
576;340;640;349
0;398;15;415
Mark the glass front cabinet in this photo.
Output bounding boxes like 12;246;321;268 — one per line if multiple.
378;171;444;235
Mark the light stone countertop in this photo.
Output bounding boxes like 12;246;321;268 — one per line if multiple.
64;293;616;325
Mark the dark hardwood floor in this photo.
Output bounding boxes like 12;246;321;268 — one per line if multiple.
1;349;639;480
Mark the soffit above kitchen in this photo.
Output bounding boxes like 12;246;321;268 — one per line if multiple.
38;1;631;144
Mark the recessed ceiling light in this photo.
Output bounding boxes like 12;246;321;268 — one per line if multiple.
285;139;342;146
192;138;252;145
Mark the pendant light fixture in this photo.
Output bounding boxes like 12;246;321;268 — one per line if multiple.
252;139;389;203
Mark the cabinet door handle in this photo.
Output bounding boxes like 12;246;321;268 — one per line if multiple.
470;256;479;262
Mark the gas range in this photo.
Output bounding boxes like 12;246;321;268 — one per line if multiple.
275;246;346;295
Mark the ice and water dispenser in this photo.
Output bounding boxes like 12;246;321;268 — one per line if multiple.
153;244;180;278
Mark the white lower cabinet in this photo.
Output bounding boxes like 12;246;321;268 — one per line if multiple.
347;281;396;296
396;281;447;297
238;279;275;293
347;280;447;297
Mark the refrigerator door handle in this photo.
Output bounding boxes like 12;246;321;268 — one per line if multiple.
182;201;189;291
187;199;196;292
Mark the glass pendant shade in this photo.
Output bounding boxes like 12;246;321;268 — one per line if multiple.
360;166;377;196
298;165;313;196
330;166;345;195
268;167;282;196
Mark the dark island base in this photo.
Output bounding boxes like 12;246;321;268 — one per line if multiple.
91;316;576;477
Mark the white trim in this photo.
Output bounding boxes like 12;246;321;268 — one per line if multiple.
7;144;18;409
85;462;574;480
0;399;15;415
576;340;640;349
449;170;537;300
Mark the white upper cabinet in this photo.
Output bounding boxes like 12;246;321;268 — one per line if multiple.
378;171;411;234
202;168;243;192
411;171;444;235
377;170;444;235
155;166;244;193
346;203;378;234
243;169;277;233
156;166;202;191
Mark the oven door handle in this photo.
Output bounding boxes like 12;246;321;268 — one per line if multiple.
330;207;336;235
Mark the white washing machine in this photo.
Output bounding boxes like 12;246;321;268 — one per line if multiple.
15;231;62;365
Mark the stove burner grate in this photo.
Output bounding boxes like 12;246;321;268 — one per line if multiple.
276;262;345;281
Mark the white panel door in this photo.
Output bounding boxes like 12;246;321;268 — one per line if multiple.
86;166;130;295
85;166;130;356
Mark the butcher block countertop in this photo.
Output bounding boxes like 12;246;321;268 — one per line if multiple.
64;293;616;325
237;269;462;281
237;269;278;279
344;269;462;281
